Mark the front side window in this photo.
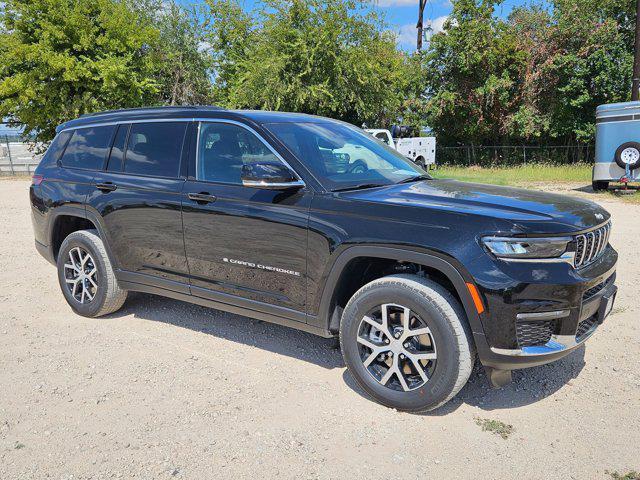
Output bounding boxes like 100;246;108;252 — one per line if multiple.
60;126;115;170
124;122;186;177
197;122;287;184
266;122;425;191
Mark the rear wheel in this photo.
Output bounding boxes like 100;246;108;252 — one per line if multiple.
57;229;127;317
340;274;475;412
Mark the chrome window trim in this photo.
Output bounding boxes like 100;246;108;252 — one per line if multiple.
58;117;306;187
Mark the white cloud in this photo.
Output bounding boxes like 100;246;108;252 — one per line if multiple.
396;15;449;48
429;15;449;34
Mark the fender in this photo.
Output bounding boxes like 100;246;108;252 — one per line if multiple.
312;245;487;341
46;205;120;271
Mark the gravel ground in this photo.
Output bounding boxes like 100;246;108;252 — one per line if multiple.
1;178;638;480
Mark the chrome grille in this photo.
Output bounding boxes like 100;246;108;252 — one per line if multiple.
574;222;611;268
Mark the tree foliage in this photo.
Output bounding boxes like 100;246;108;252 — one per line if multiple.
0;0;212;142
0;0;637;147
422;0;634;145
205;0;414;127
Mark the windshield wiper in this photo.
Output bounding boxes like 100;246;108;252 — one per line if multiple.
397;174;431;184
332;183;386;192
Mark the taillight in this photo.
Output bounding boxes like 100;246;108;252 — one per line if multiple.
32;174;44;186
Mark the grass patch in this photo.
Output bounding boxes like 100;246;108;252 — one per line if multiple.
606;470;640;480
431;164;592;186
14;442;25;450
474;417;514;439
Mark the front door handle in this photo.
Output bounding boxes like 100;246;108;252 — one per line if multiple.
96;182;117;192
188;192;217;204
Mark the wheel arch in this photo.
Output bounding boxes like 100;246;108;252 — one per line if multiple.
317;246;486;339
47;206;118;269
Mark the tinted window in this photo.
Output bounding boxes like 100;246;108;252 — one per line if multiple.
60;126;115;170
197;122;284;184
124;122;186;177
43;131;72;166
107;124;129;172
266;122;424;191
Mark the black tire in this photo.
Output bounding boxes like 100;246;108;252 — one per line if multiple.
592;180;609;192
57;229;127;317
614;142;640;170
340;274;475;412
415;156;426;169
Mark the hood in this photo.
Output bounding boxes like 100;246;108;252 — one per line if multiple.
341;179;610;235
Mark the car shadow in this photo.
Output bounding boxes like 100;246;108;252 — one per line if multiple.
111;292;586;415
110;292;345;370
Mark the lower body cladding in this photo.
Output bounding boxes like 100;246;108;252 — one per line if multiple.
471;247;618;387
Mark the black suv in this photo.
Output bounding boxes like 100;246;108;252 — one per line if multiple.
30;107;618;411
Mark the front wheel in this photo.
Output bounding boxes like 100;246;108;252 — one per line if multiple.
57;229;128;317
340;274;475;412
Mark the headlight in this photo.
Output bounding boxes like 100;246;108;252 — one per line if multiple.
482;236;572;259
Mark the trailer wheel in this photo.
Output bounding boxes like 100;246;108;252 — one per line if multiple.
614;142;640;170
415;156;426;169
592;180;609;192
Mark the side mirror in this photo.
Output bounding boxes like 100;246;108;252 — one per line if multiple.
241;162;304;190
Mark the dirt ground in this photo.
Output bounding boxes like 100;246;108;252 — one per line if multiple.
0;178;638;480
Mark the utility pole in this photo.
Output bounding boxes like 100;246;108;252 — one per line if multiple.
417;0;427;51
633;0;640;100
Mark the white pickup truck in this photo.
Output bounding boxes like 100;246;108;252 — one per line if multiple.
366;129;436;168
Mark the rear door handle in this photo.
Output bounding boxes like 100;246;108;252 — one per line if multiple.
188;192;217;204
96;182;117;192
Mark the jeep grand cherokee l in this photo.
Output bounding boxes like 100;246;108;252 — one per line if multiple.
30;107;618;412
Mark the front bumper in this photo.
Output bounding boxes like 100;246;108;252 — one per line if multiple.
489;282;616;357
471;245;618;371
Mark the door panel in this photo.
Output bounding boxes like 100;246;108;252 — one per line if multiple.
86;172;188;289
182;183;311;312
86;121;189;290
181;120;310;313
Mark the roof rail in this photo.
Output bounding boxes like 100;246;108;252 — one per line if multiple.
79;105;225;118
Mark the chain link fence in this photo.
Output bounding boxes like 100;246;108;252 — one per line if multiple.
437;145;594;167
0;135;42;176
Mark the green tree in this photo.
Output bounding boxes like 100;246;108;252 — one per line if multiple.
0;0;164;142
155;2;214;106
0;0;215;143
421;0;633;146
205;0;412;128
421;0;527;145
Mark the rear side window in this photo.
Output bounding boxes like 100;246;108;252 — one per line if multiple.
42;131;72;166
124;122;186;177
60;126;115;170
106;124;129;172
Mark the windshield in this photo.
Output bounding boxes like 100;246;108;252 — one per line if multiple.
265;121;429;190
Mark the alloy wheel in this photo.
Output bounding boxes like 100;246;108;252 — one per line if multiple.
357;303;437;392
63;247;98;304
